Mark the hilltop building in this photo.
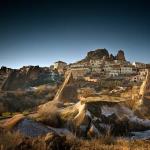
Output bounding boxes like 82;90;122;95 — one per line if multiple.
53;49;147;86
132;62;146;69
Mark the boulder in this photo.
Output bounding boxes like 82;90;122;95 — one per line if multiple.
13;118;53;137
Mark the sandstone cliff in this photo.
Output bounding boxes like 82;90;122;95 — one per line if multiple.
78;48;126;63
1;66;61;91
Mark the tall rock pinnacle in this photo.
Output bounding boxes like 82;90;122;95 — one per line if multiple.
116;50;126;61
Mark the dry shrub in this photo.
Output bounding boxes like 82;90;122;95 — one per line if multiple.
99;135;115;145
38;105;61;127
0;128;150;150
71;138;150;150
0;129;23;150
116;139;150;150
65;132;117;150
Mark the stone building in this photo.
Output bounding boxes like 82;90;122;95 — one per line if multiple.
132;62;146;69
70;68;91;79
121;65;133;74
109;65;121;77
89;59;103;66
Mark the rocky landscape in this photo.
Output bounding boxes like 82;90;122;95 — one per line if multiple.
0;65;62;115
0;49;150;150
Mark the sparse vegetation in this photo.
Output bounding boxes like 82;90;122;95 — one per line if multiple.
0;129;23;150
0;86;57;113
1;112;11;118
0;128;150;150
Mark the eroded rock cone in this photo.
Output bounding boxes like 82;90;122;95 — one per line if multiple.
109;53;115;61
115;50;126;61
54;72;78;103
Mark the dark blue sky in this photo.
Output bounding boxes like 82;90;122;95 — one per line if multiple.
0;0;150;68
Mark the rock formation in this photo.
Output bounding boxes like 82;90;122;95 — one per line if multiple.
54;71;78;103
0;66;12;89
0;66;12;74
115;50;126;61
1;66;61;91
85;48;109;60
60;101;150;138
109;53;115;61
80;48;127;62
